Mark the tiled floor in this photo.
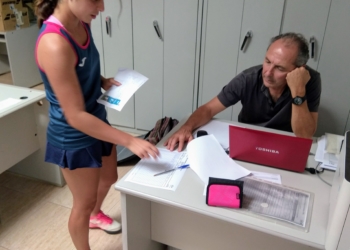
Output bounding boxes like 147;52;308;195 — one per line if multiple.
0;163;135;250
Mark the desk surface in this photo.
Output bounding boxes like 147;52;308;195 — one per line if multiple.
115;119;333;249
0;83;46;118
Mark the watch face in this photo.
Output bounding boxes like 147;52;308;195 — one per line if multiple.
294;97;303;105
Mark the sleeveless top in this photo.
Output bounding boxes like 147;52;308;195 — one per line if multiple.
35;15;107;150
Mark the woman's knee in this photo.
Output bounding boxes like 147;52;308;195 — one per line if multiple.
73;197;97;213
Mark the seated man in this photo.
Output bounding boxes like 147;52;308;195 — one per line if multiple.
165;32;321;152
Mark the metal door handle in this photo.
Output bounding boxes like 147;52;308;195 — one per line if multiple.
106;16;111;37
153;20;163;41
309;36;315;59
240;31;252;51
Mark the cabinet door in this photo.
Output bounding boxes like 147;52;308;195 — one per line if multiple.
163;0;199;122
232;0;284;121
199;0;244;121
281;0;331;70
316;0;350;136
134;0;199;130
200;0;284;121
100;0;134;128
133;0;164;130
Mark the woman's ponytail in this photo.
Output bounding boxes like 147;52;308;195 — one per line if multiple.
35;0;59;28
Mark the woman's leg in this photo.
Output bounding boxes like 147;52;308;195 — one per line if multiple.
92;145;118;214
89;145;121;233
61;167;100;250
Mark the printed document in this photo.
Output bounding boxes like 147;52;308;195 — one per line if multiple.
125;149;188;191
242;177;310;228
97;68;148;111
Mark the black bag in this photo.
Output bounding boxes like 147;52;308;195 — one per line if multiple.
117;117;179;164
144;116;179;145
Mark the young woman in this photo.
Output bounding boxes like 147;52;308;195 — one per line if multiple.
35;0;159;249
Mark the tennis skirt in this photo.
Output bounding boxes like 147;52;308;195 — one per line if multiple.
45;140;114;170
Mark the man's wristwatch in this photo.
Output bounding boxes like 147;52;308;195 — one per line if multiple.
292;96;306;105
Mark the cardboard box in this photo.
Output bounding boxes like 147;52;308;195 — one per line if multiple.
0;9;16;31
0;0;22;11
22;1;35;22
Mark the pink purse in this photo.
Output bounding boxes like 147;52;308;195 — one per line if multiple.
206;177;243;209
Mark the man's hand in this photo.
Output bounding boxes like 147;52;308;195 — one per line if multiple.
101;77;121;91
286;67;310;97
164;126;194;152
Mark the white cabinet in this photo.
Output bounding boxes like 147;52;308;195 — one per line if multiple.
281;0;331;70
133;0;200;130
92;0;200;131
0;25;42;88
199;0;284;121
91;0;134;128
316;0;350;136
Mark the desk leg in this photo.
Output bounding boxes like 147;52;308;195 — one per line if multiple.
121;193;166;250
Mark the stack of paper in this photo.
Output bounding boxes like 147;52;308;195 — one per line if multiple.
315;133;344;170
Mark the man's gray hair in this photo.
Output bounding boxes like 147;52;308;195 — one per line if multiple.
268;33;309;67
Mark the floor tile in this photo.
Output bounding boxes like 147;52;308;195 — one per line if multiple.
0;201;74;250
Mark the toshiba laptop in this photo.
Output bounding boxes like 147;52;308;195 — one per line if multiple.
228;125;313;172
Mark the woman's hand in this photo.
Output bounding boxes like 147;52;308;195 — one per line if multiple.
127;137;160;159
101;77;121;91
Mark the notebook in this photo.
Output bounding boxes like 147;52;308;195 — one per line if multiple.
228;125;313;172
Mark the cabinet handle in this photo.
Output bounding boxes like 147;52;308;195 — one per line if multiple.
153;20;163;41
105;16;111;37
309;36;315;59
240;31;252;51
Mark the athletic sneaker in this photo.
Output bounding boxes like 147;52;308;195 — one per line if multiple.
89;210;121;234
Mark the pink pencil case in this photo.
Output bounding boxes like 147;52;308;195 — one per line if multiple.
206;177;244;209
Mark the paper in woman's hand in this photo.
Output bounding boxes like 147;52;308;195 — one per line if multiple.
97;68;148;111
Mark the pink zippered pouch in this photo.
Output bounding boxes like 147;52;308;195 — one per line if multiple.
207;184;241;208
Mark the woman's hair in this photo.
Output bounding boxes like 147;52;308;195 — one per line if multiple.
35;0;59;28
35;0;122;28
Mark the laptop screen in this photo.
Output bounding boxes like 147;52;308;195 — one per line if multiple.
229;125;313;172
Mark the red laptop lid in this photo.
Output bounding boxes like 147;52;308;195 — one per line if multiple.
229;125;313;172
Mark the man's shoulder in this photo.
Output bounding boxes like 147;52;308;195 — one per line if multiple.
241;65;263;76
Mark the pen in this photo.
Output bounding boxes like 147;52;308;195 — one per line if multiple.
154;164;190;176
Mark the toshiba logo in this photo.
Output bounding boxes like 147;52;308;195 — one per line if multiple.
255;147;279;154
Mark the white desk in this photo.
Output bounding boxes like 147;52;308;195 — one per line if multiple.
115;119;335;250
0;83;45;174
0;83;66;186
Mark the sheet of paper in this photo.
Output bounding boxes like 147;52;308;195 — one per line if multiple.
325;133;344;154
0;98;21;112
315;135;326;162
97;68;148;111
250;171;282;184
242;177;310;228
315;135;340;171
125;148;188;191
187;134;251;186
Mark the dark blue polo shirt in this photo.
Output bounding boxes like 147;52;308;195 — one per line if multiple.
217;65;321;132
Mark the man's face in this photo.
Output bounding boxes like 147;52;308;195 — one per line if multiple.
262;39;298;90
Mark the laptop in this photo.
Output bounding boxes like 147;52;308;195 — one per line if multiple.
228;125;313;172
